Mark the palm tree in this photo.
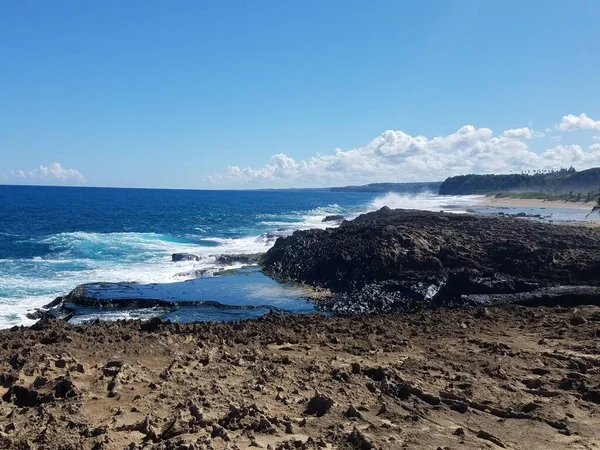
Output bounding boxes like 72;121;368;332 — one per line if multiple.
586;197;600;219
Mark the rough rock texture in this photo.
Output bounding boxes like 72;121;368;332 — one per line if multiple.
322;215;345;223
212;253;262;266
262;208;600;313
1;306;600;449
172;253;200;262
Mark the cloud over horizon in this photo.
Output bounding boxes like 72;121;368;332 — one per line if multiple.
557;113;600;131
210;113;600;187
1;162;85;185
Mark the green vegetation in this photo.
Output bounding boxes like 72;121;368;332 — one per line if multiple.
439;167;600;196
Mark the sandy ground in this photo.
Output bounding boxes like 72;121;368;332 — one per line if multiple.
1;306;600;449
478;196;596;210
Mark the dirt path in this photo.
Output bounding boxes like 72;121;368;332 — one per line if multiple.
1;305;600;449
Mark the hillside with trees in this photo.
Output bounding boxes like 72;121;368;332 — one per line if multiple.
439;167;600;196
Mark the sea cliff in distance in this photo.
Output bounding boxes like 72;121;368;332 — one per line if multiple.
439;166;600;196
329;181;441;193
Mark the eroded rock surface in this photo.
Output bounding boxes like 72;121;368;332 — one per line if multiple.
263;208;600;313
1;307;600;448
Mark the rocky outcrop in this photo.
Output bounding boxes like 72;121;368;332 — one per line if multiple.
171;253;200;262
212;253;262;265
322;215;345;223
262;208;600;313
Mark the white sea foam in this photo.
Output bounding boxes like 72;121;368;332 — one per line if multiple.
0;196;484;328
368;192;481;213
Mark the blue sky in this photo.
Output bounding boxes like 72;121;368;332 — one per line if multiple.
1;1;600;188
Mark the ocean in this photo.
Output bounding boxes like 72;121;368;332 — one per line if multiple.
0;185;590;328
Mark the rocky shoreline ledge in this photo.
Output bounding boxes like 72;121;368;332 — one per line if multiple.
3;208;600;448
28;207;600;324
263;207;600;314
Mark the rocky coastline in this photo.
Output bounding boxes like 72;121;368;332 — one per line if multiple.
263;207;600;314
4;207;600;448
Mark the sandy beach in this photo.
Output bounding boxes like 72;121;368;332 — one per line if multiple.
478;196;596;210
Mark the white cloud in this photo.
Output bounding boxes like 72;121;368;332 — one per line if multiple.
503;127;543;139
557;113;600;131
2;162;85;185
209;122;600;188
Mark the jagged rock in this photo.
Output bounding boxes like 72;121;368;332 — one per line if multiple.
102;361;124;377
172;253;200;262
160;417;189;440
304;391;334;417
477;429;506;448
212;253;262;266
2;385;52;407
262;208;600;314
322;215;345;223
54;377;80;399
140;317;166;332
344;405;362;419
0;372;17;388
346;427;375;449
570;315;587;325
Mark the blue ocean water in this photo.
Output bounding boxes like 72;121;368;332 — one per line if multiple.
0;186;384;326
0;185;589;327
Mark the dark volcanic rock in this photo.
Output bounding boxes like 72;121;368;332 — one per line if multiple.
171;253;200;262
262;208;600;313
212;253;263;265
322;215;345;223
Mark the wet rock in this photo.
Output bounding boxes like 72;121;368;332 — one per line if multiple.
172;253;200;262
212;253;262;266
322;215;345;223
